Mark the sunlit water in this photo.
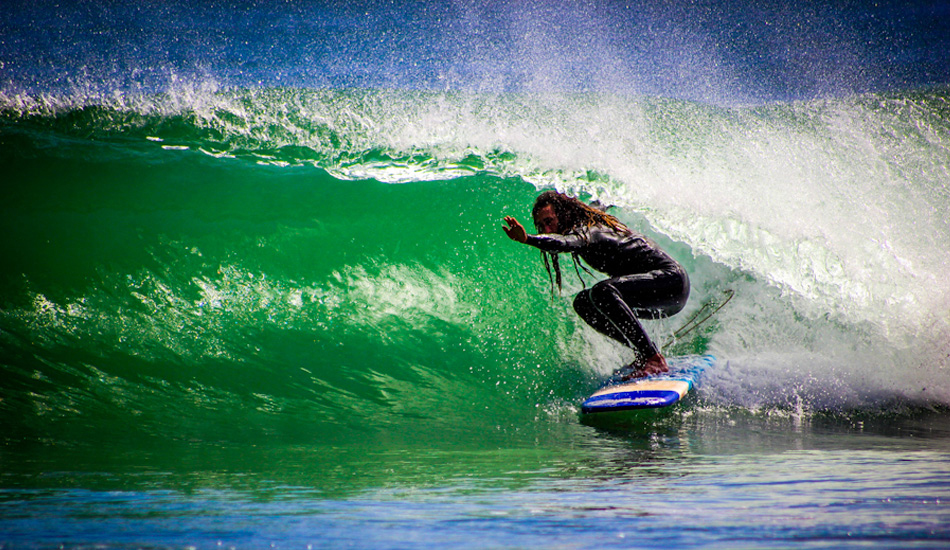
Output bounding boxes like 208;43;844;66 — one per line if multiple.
2;1;950;548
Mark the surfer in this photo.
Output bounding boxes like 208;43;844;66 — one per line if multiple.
502;191;689;377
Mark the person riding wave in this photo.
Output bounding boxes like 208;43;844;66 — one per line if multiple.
502;191;689;377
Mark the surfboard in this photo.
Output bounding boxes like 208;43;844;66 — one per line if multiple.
581;354;715;415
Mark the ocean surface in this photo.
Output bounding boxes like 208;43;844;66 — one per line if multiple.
2;1;950;548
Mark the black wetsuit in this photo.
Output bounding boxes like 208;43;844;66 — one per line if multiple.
525;225;689;362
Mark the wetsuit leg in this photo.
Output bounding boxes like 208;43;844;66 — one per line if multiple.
572;268;689;360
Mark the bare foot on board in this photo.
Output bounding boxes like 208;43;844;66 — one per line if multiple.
617;353;669;381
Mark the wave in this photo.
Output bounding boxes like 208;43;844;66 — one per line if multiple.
1;85;948;446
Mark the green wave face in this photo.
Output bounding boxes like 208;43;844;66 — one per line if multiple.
2;87;949;452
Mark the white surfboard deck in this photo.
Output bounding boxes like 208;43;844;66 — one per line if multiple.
581;355;715;415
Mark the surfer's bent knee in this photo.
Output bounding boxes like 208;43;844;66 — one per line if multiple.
572;288;593;317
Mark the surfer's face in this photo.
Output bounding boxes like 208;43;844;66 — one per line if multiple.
535;204;559;234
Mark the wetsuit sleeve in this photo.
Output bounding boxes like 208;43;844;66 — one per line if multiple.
524;233;587;253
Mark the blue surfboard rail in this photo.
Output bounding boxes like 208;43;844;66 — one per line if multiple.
581;389;683;413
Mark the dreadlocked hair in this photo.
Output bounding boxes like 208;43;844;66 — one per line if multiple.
532;191;630;296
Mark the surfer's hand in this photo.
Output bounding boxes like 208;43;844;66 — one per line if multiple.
502;216;527;243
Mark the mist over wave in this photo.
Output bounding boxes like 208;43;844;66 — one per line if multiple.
3;0;948;102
